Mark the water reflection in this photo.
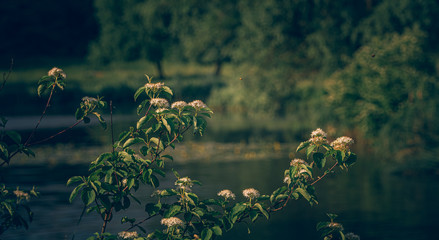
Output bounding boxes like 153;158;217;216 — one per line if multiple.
1;144;438;240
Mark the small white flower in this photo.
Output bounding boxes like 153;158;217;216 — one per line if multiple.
145;82;164;91
161;217;184;228
48;67;66;79
150;98;170;108
82;96;98;104
330;136;354;151
13;190;30;200
310;128;328;145
171;101;188;110
290;158;308;166
242;188;260;199
175;177;193;187
189;100;208;110
345;232;360;240
328;222;344;231
118;231;139;239
311;128;327;138
283;176;291;184
121;179;128;187
217;189;236;200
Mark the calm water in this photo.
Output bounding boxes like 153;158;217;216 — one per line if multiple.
1;143;439;240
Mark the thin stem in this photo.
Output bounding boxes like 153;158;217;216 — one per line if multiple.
24;85;56;146
27;120;83;146
110;100;115;153
1;58;13;92
125;214;157;231
310;162;338;186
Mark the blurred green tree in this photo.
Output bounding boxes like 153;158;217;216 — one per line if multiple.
174;0;240;76
326;27;438;160
88;0;175;79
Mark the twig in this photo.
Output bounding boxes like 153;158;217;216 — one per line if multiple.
125;214;157;231
310;162;338;186
27;120;83;146
24;85;56;146
110;100;115;153
1;58;13;92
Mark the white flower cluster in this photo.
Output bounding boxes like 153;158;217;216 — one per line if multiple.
175;177;192;186
118;231;138;239
161;217;184;228
330;136;354;151
290;158;307;166
48;67;66;79
150;98;170;108
345;233;361;240
217;189;236;200
82;96;98;104
13;190;30;200
145;82;164;91
189;100;207;110
171;101;188;110
242;188;260;199
328;222;344;231
309;128;328;145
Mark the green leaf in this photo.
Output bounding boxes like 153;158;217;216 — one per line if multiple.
344;153;357;167
201;228;213;240
37;84;46;97
295;188;311;201
69;184;84;203
164;205;181;218
81;189;96;206
306;145;316;158
162;86;173;96
145;202;162;216
123;137;145;149
0;143;9;160
211;225;222;236
137;115;148;129
254;203;269;220
67;176;83;186
6;131;21;144
134;86;146;101
296;141;311;152
313;152;326;168
316;221;331;231
162;118;171;133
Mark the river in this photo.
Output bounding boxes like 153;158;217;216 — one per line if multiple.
1;141;438;240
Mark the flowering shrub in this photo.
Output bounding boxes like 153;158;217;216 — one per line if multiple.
0;67;106;235
67;75;358;240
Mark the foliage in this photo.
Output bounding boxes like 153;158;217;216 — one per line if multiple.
317;213;360;240
326;26;439;159
68;77;357;239
0;67;107;235
175;0;240;76
88;0;175;78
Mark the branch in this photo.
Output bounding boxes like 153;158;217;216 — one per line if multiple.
27;120;83;146
310;162;338;186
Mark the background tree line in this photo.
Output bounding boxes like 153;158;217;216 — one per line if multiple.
1;0;439;163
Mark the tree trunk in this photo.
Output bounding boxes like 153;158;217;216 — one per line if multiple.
214;60;222;76
156;60;165;79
